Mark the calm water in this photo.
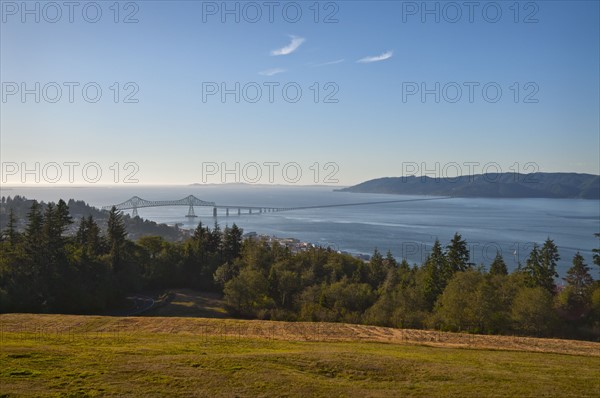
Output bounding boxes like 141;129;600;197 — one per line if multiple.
2;185;599;277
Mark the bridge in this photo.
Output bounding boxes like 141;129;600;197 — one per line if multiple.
101;195;285;218
102;195;452;218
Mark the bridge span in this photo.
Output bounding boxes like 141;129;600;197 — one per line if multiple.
102;195;452;218
101;195;285;218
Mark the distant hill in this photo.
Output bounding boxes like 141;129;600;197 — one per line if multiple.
339;173;600;199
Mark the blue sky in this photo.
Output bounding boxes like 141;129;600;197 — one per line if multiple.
1;0;599;185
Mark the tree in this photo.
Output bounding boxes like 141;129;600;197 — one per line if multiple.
107;206;127;272
192;221;207;246
3;208;19;246
511;286;556;336
523;241;559;294
556;253;595;322
384;250;397;268
367;248;387;289
539;238;560;292
564;253;593;296
223;267;272;317
206;221;222;255
445;233;471;276
54;199;73;239
222;223;243;262
25;200;44;251
489;251;508;276
434;271;483;332
421;239;446;309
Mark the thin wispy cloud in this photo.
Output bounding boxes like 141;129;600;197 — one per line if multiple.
271;35;305;56
357;51;393;64
312;58;345;67
259;68;285;76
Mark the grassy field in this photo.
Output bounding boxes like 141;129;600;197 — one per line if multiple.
1;314;599;397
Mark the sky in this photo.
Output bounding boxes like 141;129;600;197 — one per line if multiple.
1;0;599;186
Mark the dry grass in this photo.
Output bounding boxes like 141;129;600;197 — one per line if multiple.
1;313;598;357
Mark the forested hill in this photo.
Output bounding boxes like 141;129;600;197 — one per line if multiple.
338;173;600;199
0;196;183;241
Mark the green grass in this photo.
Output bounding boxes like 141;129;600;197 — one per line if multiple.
2;328;599;397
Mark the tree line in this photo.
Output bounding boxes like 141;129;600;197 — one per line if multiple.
0;200;598;340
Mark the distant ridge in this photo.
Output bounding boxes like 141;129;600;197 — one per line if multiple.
338;173;600;199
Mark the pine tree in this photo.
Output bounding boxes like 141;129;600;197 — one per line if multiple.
523;244;541;287
85;215;102;256
489;251;508;276
24;200;46;309
523;240;559;293
25;201;44;259
384;250;397;268
564;253;593;296
192;221;206;245
539;238;560;293
223;223;243;262
206;222;222;254
4;208;19;246
368;248;387;289
54;199;72;241
42;203;59;258
77;215;102;256
443;233;471;285
76;216;89;245
107;206;127;272
422;239;446;309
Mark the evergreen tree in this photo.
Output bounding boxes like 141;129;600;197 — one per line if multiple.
206;222;222;254
445;232;471;277
42;203;60;260
223;223;243;262
23;201;46;309
107;206;127;272
489;251;508;276
76;216;89;245
384;250;397;268
422;239;446;309
85;215;102;256
24;201;44;263
539;238;560;293
522;240;559;293
564;253;593;296
368;248;387;289
4;208;19;246
77;215;102;256
192;221;207;246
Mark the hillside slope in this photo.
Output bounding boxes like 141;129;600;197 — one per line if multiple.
2;314;599;397
2;314;600;397
339;172;600;199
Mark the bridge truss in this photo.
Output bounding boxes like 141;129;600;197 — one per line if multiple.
102;195;451;218
102;195;217;218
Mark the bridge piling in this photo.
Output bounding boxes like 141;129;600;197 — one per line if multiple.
186;204;197;218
